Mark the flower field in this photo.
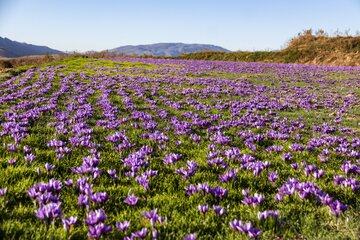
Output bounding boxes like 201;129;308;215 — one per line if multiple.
0;57;359;239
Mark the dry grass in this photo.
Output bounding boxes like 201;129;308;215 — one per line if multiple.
179;31;360;66
0;54;68;69
285;34;360;66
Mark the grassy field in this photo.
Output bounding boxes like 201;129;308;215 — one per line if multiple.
0;57;359;239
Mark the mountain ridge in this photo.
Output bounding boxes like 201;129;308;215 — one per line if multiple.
0;37;63;58
109;42;230;57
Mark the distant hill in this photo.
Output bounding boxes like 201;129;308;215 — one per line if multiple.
109;43;230;57
178;32;360;66
0;37;63;58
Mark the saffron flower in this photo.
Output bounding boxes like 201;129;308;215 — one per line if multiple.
198;204;209;214
115;220;130;231
62;216;78;231
124;194;138;206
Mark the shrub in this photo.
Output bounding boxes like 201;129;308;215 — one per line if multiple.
0;60;13;69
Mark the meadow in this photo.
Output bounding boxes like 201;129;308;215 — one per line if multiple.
0;57;359;239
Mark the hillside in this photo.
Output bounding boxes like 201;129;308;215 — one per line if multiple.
178;33;360;66
0;37;63;58
109;43;230;57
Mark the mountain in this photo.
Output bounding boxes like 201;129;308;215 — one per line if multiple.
109;43;230;57
0;37;63;58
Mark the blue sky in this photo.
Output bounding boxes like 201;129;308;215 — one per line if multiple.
1;0;360;52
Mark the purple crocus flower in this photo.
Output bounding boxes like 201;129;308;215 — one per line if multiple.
318;193;333;205
210;131;231;145
268;171;278;183
0;188;7;196
282;152;292;161
248;228;262;238
190;134;201;143
341;161;360;175
35;202;62;221
87;223;112;239
241;197;254;206
107;169;118;180
183;233;197;240
207;157;228;170
7;144;17;152
115;220;130;231
90;192;109;204
135;175;150;191
25;153;36;164
27;187;39;199
23;145;32;153
64;179;73;187
213;205;226;216
229;219;244;232
37;192;60;205
85;208;107;225
163;153;182;165
290;143;305;152
143;209;163;226
219;168;238;182
266;145;283;153
132;227;147;239
319;154;328;163
124;194;138;206
243;193;265;207
242;189;250;197
258;210;279;220
333;175;345;185
78;194;89;207
185;184;199;196
8;158;16;165
304;164;317;177
152;229;158;239
291;163;299;170
175;161;198;179
44;163;55;172
328;200;348;217
62;216;78;231
198;204;209;214
312;169;325;179
210;186;228;199
230;220;261;238
48;179;63;192
224;147;241;160
144;169;158;178
207;150;220;159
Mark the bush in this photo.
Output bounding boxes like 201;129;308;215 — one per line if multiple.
0;60;13;69
284;50;301;63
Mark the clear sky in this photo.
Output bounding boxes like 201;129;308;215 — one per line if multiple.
1;0;360;52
